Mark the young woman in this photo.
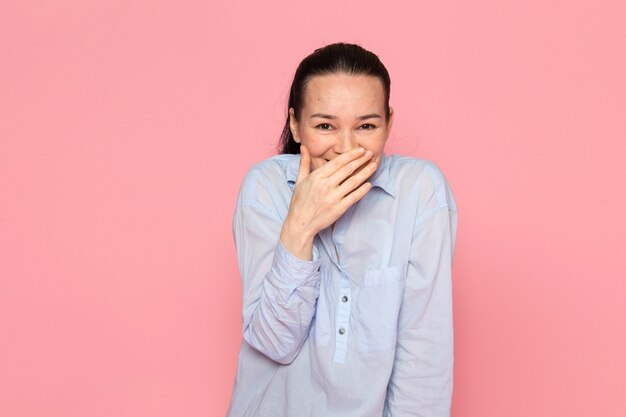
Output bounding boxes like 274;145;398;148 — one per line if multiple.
226;42;458;417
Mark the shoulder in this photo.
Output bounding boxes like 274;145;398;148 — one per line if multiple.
387;154;457;212
240;154;295;186
236;154;298;211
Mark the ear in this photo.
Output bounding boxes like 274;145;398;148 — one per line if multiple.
387;106;394;132
289;108;301;144
384;106;394;141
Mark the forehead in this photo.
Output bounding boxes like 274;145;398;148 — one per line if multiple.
302;73;384;113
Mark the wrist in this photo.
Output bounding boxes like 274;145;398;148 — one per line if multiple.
280;217;316;260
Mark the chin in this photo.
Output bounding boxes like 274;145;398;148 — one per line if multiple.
309;158;328;171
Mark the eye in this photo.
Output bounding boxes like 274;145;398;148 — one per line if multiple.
316;123;333;130
360;124;376;130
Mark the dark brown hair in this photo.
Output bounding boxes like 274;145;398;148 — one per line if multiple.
279;42;391;154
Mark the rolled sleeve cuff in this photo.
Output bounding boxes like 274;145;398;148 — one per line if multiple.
272;240;322;290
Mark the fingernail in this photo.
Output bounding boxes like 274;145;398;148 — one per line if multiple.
369;162;377;170
358;147;365;153
365;150;373;157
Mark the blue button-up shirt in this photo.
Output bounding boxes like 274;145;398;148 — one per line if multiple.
226;152;458;417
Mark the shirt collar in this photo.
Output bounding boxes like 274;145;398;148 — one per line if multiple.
286;152;395;198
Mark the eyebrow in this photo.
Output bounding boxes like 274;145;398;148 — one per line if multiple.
310;113;382;120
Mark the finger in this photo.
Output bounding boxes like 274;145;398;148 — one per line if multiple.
330;150;373;186
296;144;311;184
337;181;372;212
316;146;367;178
336;160;377;196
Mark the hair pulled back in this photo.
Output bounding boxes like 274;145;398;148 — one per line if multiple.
279;42;391;154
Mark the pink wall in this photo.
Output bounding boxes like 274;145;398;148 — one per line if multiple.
1;1;625;416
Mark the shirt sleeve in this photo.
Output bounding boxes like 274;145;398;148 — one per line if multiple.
232;175;322;365
383;165;459;417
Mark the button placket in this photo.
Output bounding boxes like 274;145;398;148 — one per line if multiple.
326;217;353;364
333;273;351;364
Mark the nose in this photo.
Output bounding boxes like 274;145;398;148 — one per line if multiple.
333;129;358;154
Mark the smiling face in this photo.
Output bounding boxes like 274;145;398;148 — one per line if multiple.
289;73;393;173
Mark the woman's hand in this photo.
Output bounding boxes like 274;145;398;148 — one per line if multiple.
280;144;376;260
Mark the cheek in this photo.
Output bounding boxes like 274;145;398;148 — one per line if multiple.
360;139;386;159
301;135;332;158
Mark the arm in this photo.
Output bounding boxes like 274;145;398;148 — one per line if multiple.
383;166;459;416
233;199;322;365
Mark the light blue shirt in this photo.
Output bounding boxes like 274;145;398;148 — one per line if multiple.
226;152;458;417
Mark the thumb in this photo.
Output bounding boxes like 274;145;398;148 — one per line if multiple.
296;144;311;183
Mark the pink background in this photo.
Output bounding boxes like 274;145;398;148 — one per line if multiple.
1;1;625;416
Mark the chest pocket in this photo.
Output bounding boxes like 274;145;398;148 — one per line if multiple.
355;264;407;352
